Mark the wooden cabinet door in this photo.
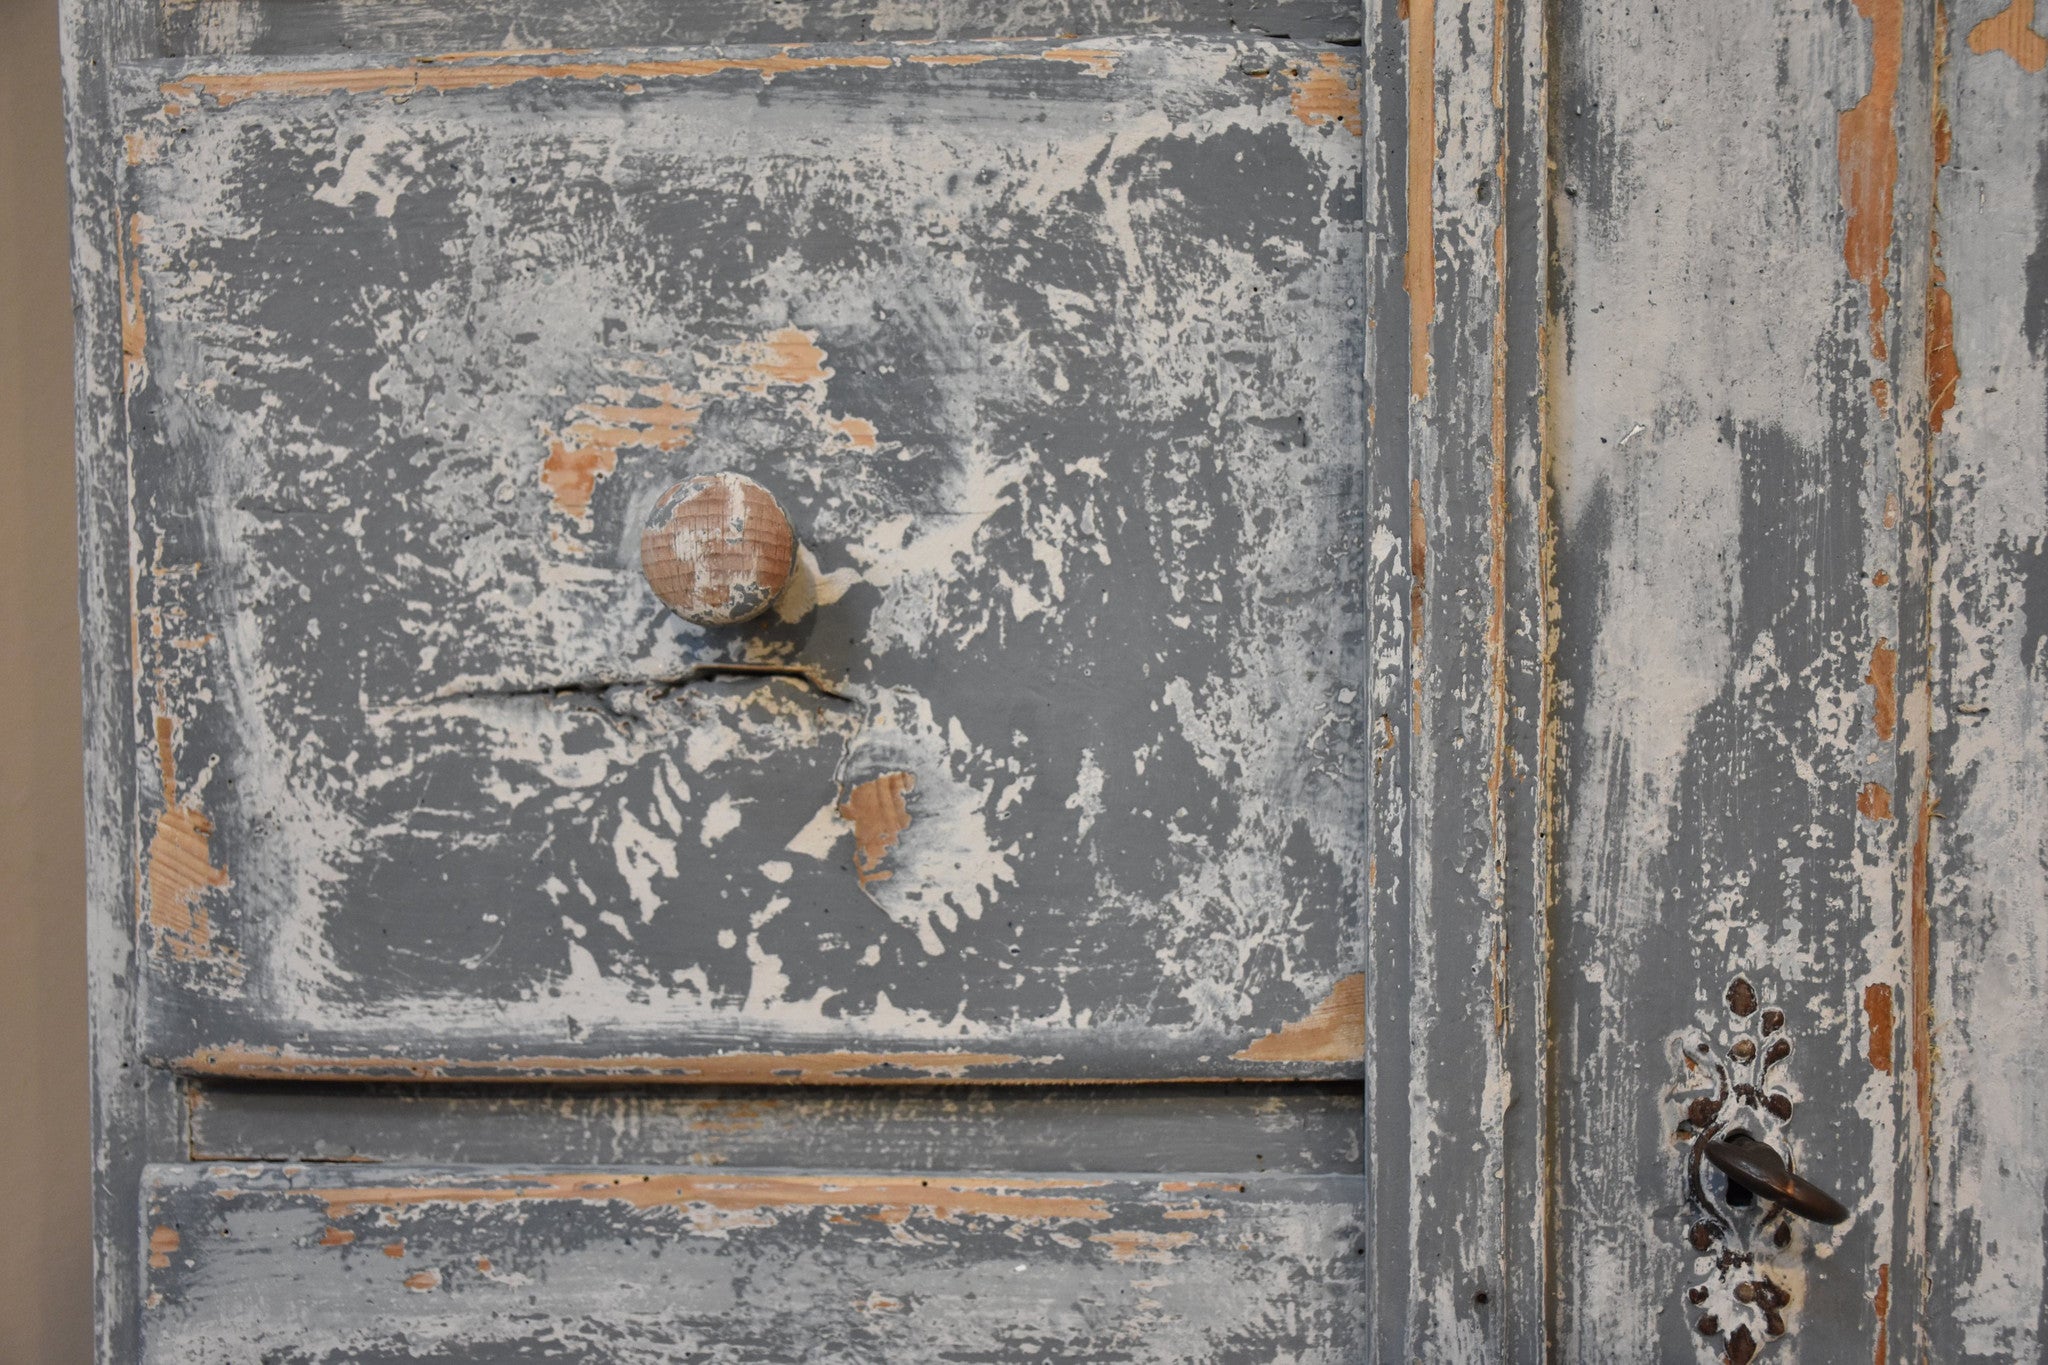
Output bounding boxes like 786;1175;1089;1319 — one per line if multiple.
67;0;2048;1360
70;0;1378;1360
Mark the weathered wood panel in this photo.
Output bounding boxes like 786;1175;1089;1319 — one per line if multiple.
1925;3;2048;1358
64;0;200;1359
1548;0;1935;1360
118;38;1369;1080
140;1163;1367;1361
190;1081;1365;1171
1358;0;1554;1355
150;0;1364;57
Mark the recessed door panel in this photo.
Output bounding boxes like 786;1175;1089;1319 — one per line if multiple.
140;1163;1368;1361
119;40;1366;1078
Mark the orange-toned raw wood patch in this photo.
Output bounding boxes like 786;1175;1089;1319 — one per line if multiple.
744;327;832;388
542;382;704;525
173;1044;1029;1083
1873;1262;1892;1364
1866;638;1899;741
1287;52;1362;136
147;714;234;969
148;1225;179;1269
539;444;618;525
382;1240;406;1258
841;772;916;888
403;1268;442;1291
1840;0;1904;363
1858;781;1894;819
1927;256;1961;432
120;213;147;394
1232;973;1365;1063
828;415;879;449
1967;0;2047;71
1864;982;1896;1072
301;1172;1124;1228
1042;47;1117;76
317;1226;354;1246
1091;1229;1198;1262
1910;789;1935;1151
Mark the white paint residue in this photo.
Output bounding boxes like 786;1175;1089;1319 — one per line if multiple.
786;801;848;860
1160;677;1231;780
612;803;678;922
758;859;794;883
772;544;864;623
1066;749;1106;839
685;724;742;774
742;932;791;1014
699;793;744;846
311;127;425;219
842;450;1031;654
751;895;792;930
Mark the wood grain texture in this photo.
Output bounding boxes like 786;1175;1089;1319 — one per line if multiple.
187;1082;1365;1172
139;1163;1367;1361
116;38;1368;1080
1925;2;2048;1357
147;0;1364;59
63;0;193;1361
1358;0;1555;1355
640;473;800;627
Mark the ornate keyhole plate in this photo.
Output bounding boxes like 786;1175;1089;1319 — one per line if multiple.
1671;976;1802;1365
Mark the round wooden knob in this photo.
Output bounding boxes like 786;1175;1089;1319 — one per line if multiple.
639;472;798;627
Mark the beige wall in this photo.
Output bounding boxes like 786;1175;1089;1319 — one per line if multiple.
0;0;94;1359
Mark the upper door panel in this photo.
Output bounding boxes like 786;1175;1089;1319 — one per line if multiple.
119;39;1365;1080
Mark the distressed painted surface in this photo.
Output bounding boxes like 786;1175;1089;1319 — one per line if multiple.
150;0;1364;59
1926;2;2048;1357
140;1163;1366;1361
188;1081;1364;1172
1356;0;1554;1356
117;39;1367;1079
1545;0;1970;1361
66;0;203;1360
68;0;2048;1360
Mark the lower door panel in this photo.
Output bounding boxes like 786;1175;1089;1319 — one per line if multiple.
141;1163;1366;1362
